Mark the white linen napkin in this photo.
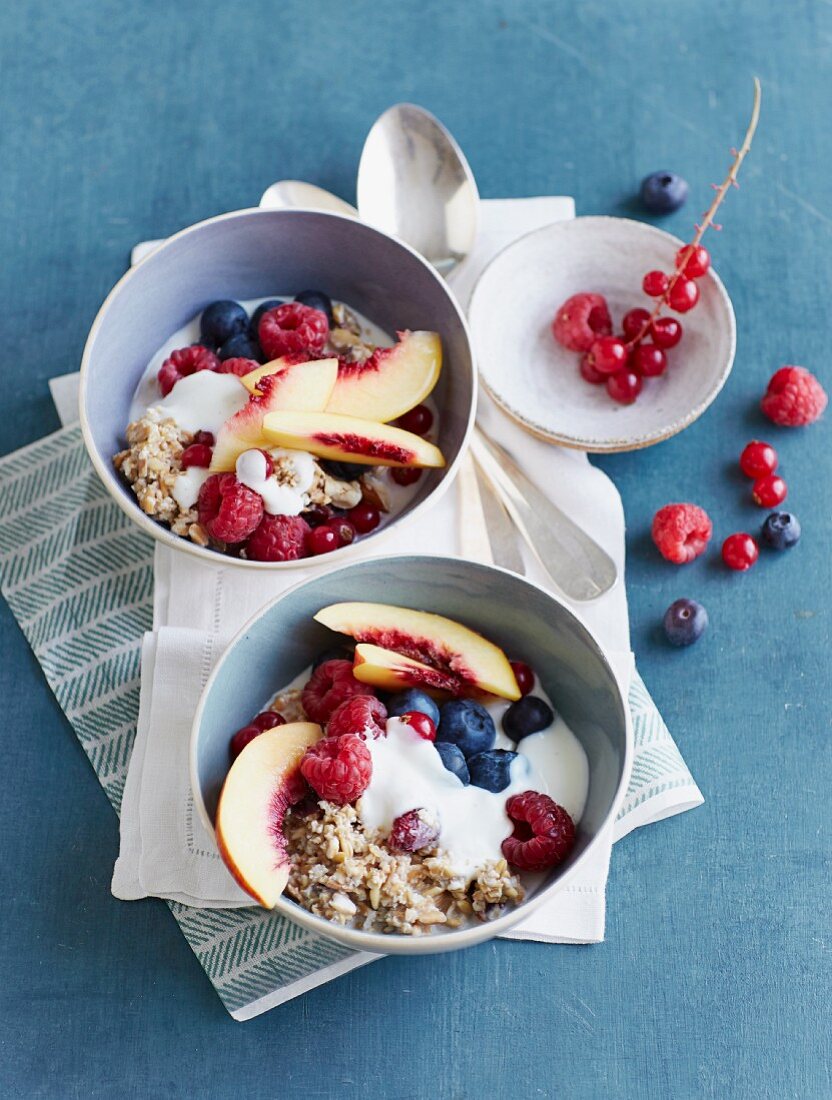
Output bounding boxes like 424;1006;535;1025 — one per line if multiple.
53;195;701;945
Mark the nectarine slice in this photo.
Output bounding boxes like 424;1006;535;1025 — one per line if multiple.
315;603;520;701
353;643;465;694
215;721;323;908
262;411;445;468
239;356;335;398
325;330;442;423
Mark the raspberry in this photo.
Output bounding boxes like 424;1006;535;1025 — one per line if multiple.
501;791;576;872
388;809;440;852
157;345;219;396
245;514;310;562
258;302;329;360
327;695;388;740
651;503;712;564
197;474;264;544
300;733;372;804
760;366;828;427
181;443;213;469
552;293;612;352
301;659;375;725
216;357;259;378
399;710;436;740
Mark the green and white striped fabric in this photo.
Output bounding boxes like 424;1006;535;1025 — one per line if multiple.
0;425;700;1019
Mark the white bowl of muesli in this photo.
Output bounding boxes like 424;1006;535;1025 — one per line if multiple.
191;556;632;955
79;208;475;567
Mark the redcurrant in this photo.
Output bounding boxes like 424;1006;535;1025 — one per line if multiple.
510;660;535;696
396;404;434;436
606;370;643;404
722;533;759;571
668;277;699;313
632;343;667;377
579;354;606;384
181;443;213;469
675;244;710;278
587;336;628;376
307;525;340;555
622;308;651;340
752;474;787;508
651;317;683;349
332;518;357;546
348;501;381;534
643;270;669;297
391;466;423;486
739;440;778;479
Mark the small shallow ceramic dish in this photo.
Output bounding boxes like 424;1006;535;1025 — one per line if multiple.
190;555;632;956
469;216;736;452
79;208;475;568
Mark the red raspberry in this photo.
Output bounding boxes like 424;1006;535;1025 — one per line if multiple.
216;357;259;378
327;695;388;740
301;659;375;725
245;514;310;562
197;474;264;544
388;809;440;852
751;474;787;508
651;503;712;564
510;660;535;696
739;440;778;478
502;791;576;872
399;710;436;740
258;303;329;360
157;345;220;396
551;293;612;352
300;733;372;804
181;443;213;469
760;366;828;427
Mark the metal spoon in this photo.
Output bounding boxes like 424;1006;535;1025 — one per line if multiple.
259;180;358;218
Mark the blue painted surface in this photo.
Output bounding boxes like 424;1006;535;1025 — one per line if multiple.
1;1;830;1096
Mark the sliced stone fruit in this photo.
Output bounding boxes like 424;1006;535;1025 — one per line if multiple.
315;603;520;701
262;411;445;468
325;330;442;423
239;356;336;398
352;643;465;694
211;359;338;471
215;721;323;908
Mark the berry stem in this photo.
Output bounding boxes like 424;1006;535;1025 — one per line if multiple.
627;77;762;347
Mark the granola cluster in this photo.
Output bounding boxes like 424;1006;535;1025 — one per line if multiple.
284;800;524;936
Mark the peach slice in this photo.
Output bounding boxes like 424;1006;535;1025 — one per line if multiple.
315;603;520;701
239;356;335;397
211;359;338;471
325;330;442;423
262;411;445;468
215;721;323;908
353;643;464;695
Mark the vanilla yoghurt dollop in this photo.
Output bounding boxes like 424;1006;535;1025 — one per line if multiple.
152;371;248;436
235;448;317;516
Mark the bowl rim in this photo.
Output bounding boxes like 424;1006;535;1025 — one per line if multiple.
189;553;634;955
78;206;476;570
469;214;737;453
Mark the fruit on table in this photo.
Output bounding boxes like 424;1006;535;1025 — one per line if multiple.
760;511;801;550
211;359;338;471
751;473;787;508
739;440;778;479
324;330;442;423
262;411;445;468
639;170;689;214
314;602;521;700
437;699;496;757
352;643;467;694
662;598;708;647
760;366;828;427
721;532;759;571
215;721;323;908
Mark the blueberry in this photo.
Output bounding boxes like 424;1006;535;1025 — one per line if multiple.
434;741;470;785
761;511;801;551
321;459;367;481
250;299;283;336
295;289;334;325
467;749;518;793
312;644;354;669
437;699;496;757
387;689;440;726
218;333;263;362
502;695;554;742
200;300;249;347
640;171;689;215
662;598;708;647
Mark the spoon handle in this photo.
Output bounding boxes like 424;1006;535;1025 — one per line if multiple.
469;428;618;601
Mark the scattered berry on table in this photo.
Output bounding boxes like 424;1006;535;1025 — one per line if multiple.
312;644;354;670
652;503;713;564
760;366;828;427
396;404;434;436
651;316;683;349
640;171;689;215
722;532;759;571
751;473;787;508
216;356;259;377
387;689;440;726
579;354;606;384
294;289;334;325
322;460;366;481
739;440;778;478
552;292;612;352
667;276;700;313
675;244;710;278
197;473;264;544
587;336;628;375
302;658;375;725
434;741;470;784
399;710;437;741
761;511;801;550
181;442;213;469
391;467;422;486
632;344;667;377
503;695;555;742
662;598;708;647
643;270;669;297
468;749;519;793
437;698;496;757
245;514;311;562
300;733;372;804
388;809;440;852
157;344;220;396
622;308;652;341
509;660;535;696
250;711;286;732
200;300;249;347
307;525;340;555
218;333;263;363
258;302;329;360
607;369;643;404
347;501;381;534
326;695;387;740
502;791;576;872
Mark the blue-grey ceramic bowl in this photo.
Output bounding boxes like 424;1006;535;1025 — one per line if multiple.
79;208;475;568
191;556;632;955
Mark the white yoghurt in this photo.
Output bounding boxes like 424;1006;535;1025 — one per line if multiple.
235;447;318;516
152;371;248;436
172;466;211;510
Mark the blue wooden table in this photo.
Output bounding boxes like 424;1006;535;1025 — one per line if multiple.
2;1;830;1096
